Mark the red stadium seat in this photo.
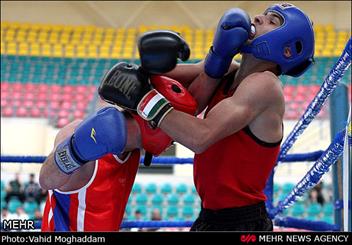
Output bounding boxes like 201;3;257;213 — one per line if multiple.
36;100;47;109
51;93;61;102
296;85;307;96
1;91;9;99
50;101;60;110
50;84;62;93
73;110;85;119
62;101;72;110
1;99;8;107
13;92;22;100
76;101;87;110
30;107;42;118
12;83;23;92
2;107;14;117
37;92;48;101
63;85;74;94
86;93;94;101
24;92;35;101
76;85;87;94
294;94;306;103
62;93;73;102
38;84;49;93
24;100;34;108
284;85;295;96
25;83;37;92
57;117;69;128
58;109;69;118
75;93;86;102
16;106;28;117
309;85;321;95
1;82;10;91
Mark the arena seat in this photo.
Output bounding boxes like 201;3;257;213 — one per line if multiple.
151;194;164;206
8;198;22;213
174;184;187;196
23;200;38;216
132;183;142;194
145;183;157;195
182;194;195;206
135;193;148;205
160;183;173;195
182;206;194;220
307;203;322;217
167;194;179;206
166;206;178;219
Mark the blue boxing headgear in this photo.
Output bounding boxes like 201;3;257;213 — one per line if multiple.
241;3;315;77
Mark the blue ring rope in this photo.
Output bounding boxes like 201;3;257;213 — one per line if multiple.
271;128;347;218
0;151;324;164
1;218;338;231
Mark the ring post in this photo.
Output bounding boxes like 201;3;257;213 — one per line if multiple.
329;82;349;230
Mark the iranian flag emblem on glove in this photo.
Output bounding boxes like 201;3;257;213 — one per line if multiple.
137;90;173;125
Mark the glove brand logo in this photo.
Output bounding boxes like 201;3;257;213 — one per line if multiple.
104;70;137;100
90;128;97;143
57;148;76;171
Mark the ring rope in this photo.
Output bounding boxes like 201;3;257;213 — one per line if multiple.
279;38;351;160
0;151;325;164
270;127;350;218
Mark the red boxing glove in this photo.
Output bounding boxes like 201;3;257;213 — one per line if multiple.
134;75;197;158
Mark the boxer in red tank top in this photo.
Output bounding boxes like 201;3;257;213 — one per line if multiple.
148;3;314;231
82;4;313;231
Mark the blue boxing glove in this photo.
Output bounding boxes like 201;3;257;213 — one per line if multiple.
205;8;251;79
54;107;127;174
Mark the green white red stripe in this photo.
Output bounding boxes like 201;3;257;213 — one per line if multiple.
137;90;169;120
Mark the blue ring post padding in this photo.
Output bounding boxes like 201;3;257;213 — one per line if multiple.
274;216;340;231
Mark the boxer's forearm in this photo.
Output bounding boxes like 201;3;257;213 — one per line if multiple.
39;151;71;190
159;110;211;154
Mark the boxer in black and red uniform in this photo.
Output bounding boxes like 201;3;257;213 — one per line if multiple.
99;3;314;231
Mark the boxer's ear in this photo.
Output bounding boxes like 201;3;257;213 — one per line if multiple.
283;47;292;58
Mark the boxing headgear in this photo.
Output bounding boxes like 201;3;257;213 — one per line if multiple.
133;75;197;165
241;3;315;77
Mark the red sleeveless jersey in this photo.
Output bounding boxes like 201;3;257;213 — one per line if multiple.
194;73;281;210
41;151;140;231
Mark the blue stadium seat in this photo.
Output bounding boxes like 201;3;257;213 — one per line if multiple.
160;183;172;195
135;193;148;205
166;206;178;220
183;194;195;206
8;198;22;213
167;194;179;206
182;206;194;220
307;203;322;217
132;183;142;194
151;193;164;206
175;183;188;195
23;201;38;216
145;183;157;195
